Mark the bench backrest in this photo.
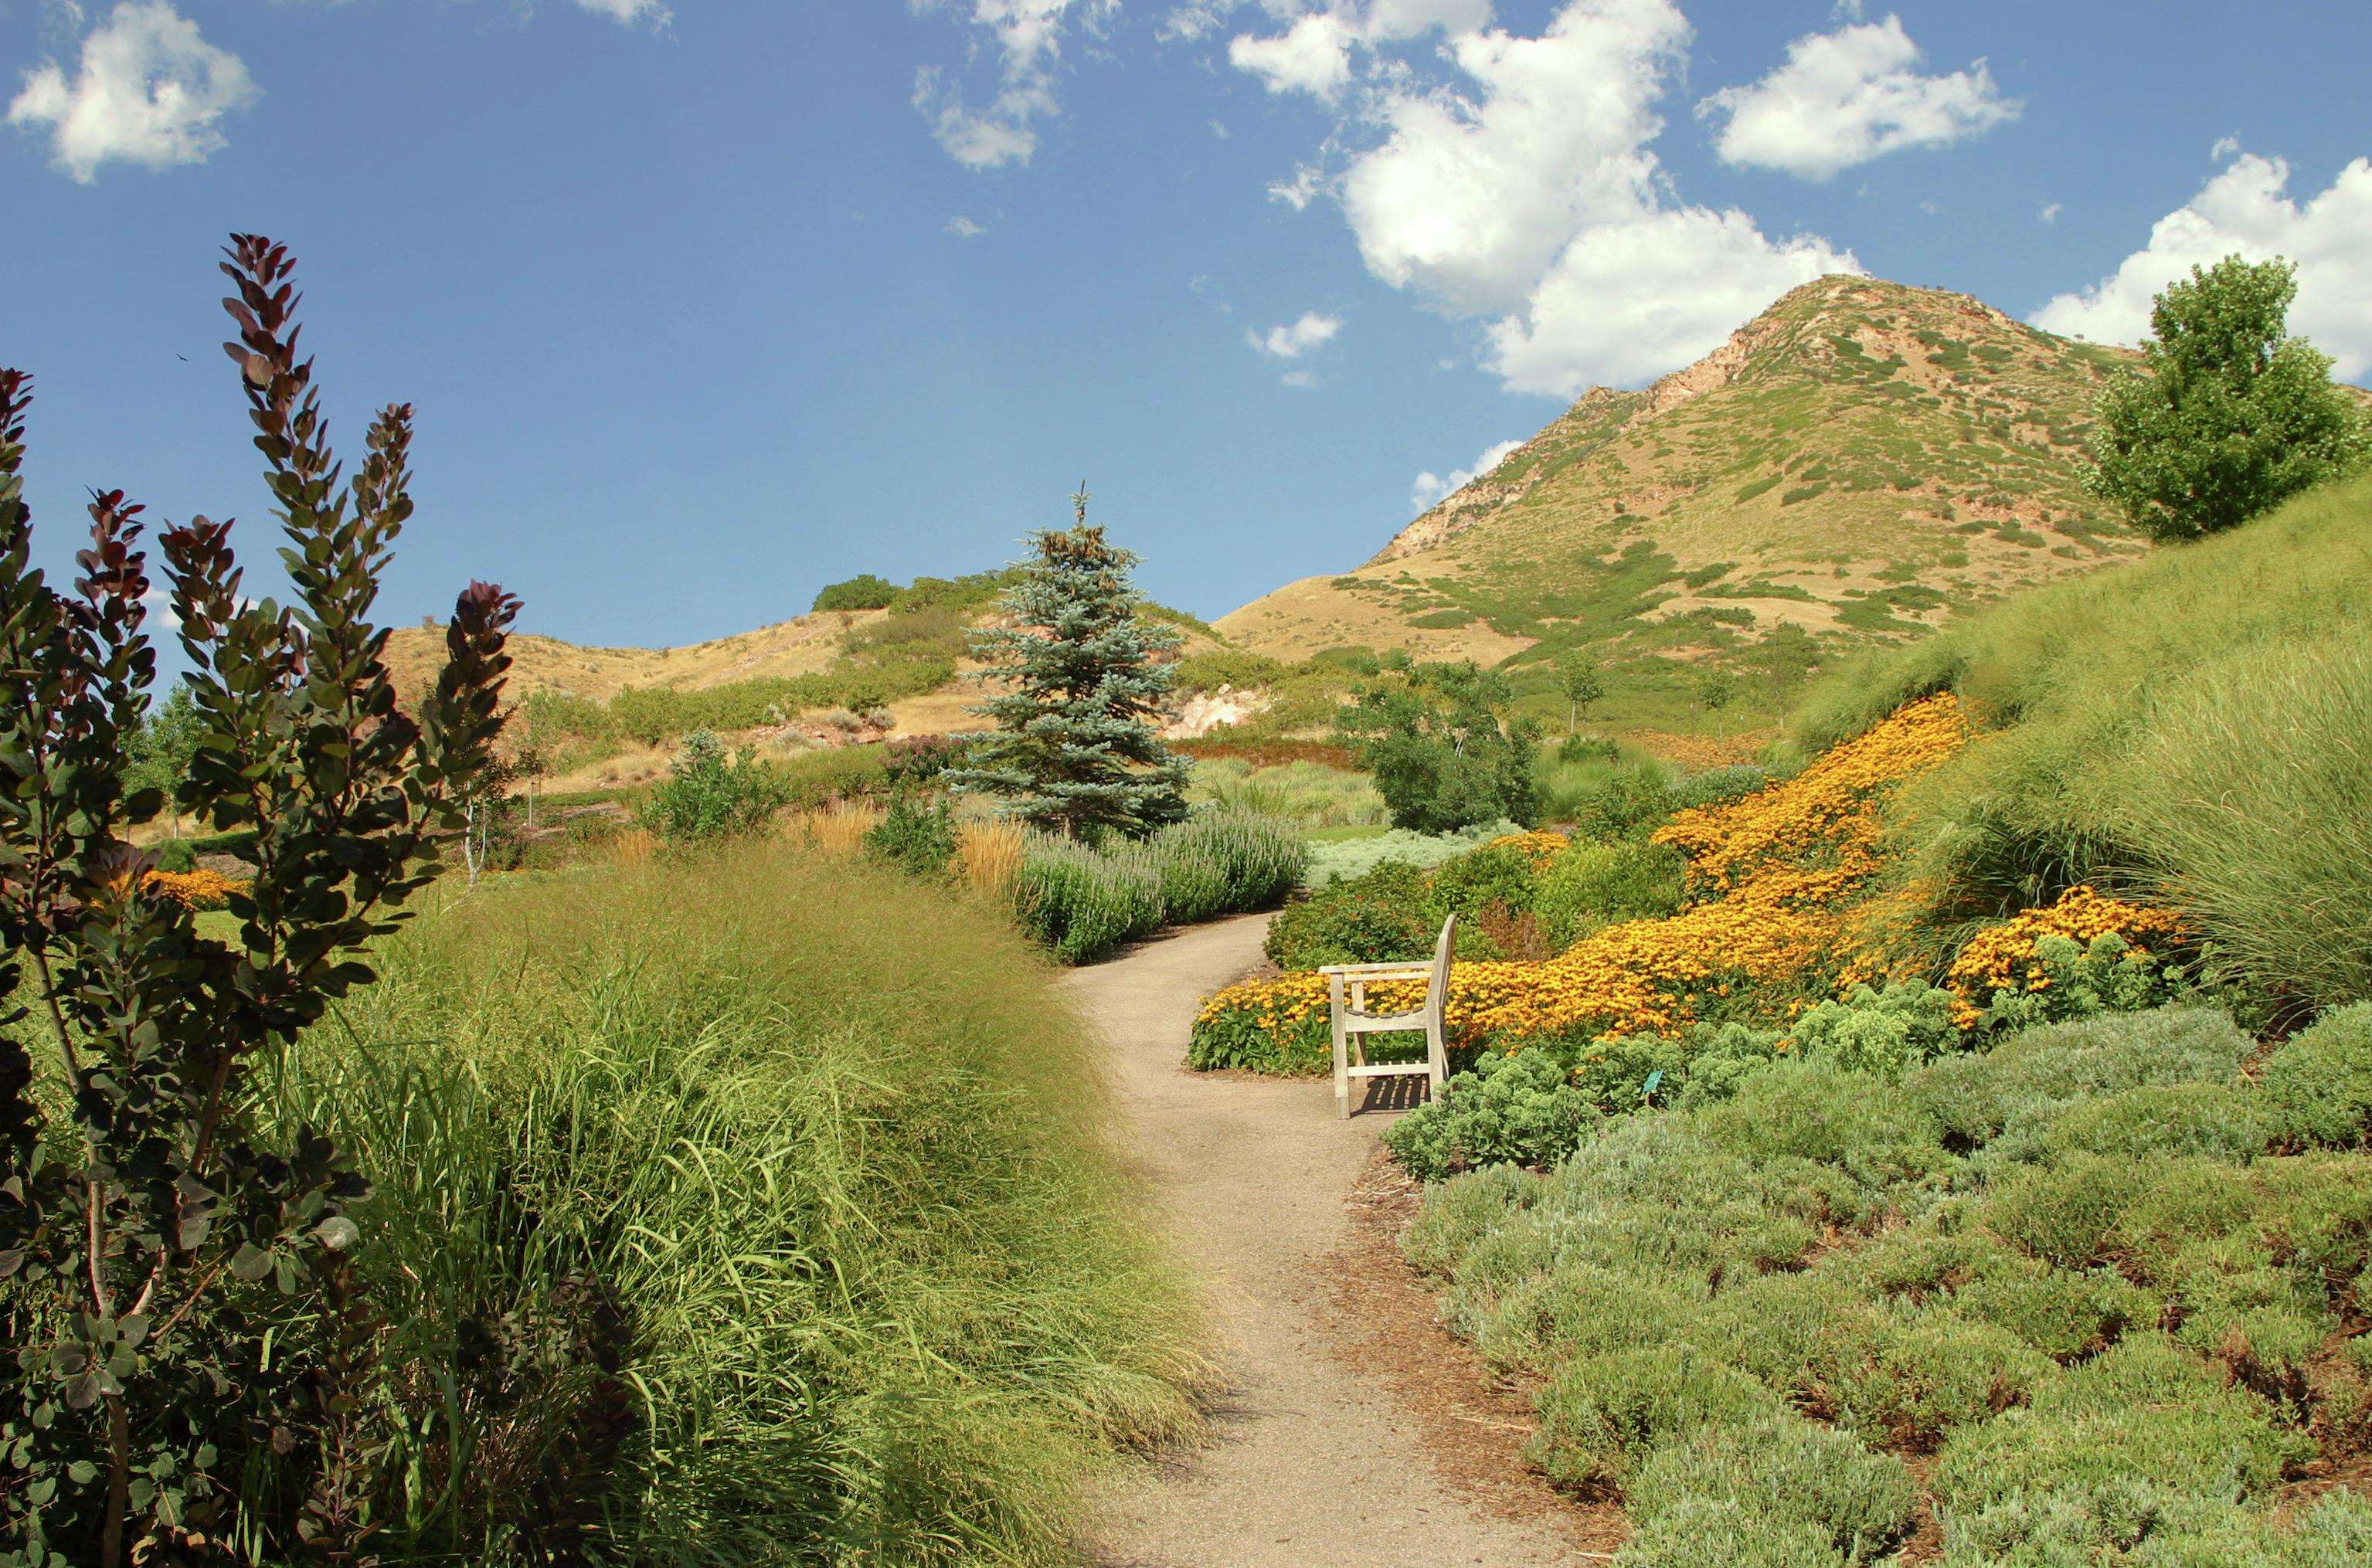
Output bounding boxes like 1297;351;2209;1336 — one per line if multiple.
1429;913;1456;1007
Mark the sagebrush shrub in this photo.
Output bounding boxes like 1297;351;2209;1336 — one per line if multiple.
863;789;957;877
1901;1006;2251;1152
1525;1343;1785;1494
1625;1414;1916;1563
2258;1003;2372;1149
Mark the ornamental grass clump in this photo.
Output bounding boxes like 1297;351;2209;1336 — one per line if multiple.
1012;833;1165;963
269;843;1207;1563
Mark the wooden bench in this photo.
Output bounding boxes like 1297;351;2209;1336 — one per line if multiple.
1320;914;1454;1119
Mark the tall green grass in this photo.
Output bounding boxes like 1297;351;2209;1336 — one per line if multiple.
1184;759;1387;829
264;847;1205;1563
1785;470;2372;1006
1011;810;1307;962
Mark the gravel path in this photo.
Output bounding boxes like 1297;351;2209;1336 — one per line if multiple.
1059;915;1581;1568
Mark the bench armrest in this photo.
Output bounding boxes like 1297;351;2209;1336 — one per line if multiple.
1317;962;1432;978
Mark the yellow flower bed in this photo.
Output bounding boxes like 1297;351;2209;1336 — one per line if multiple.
144;867;247;911
1483;829;1572;868
1945;884;2188;1006
1198;695;1973;1052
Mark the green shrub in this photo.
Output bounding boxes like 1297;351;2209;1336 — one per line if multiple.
1428;840;1539;921
1450;1261;1696;1373
2259;1003;2372;1149
1691;1060;1955;1198
1670;763;1771;809
1563;1030;1692;1115
1150;809;1306;920
811;572;899;611
1902;1006;2252;1152
639;728;789;842
1526;1343;1786;1494
1266;861;1438;969
1011;833;1166;963
1948;1259;2160;1363
1625;1415;1916;1563
1337;660;1541;833
1381;1047;1600;1181
1932;1335;2310;1542
1789;979;1961;1078
1981;1151;2162;1268
1566;761;1675;841
863;789;957;877
1533;838;1685;948
147;835;197;873
1978;932;2188;1033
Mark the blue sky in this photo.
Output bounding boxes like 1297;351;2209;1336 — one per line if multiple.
5;0;2367;650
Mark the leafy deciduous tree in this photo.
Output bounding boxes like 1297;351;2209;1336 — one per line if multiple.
2085;255;2367;543
1336;657;1541;833
1555;651;1605;735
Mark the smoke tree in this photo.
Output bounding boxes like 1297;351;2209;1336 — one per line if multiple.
948;487;1188;840
0;236;516;1565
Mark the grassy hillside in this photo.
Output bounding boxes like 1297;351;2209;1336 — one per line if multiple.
1792;470;2372;1013
1219;275;2156;726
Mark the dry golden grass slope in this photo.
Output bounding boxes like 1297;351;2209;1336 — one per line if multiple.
1218;275;2158;674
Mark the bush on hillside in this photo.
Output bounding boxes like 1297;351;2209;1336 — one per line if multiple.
1012;834;1167;962
1670;763;1772;810
1565;761;1676;841
2085;256;2367;544
811;572;899;612
1789;980;1961;1078
274;847;1203;1563
640;728;788;842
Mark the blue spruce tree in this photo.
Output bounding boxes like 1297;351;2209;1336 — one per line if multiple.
949;487;1189;840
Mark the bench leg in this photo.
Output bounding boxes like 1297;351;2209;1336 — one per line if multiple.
1425;1006;1447;1103
1330;983;1351;1120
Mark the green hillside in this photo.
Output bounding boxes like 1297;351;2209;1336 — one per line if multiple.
1220;274;2153;728
1794;469;2372;1014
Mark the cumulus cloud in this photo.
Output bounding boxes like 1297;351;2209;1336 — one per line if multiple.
7;1;257;182
1410;436;1521;511
1697;14;2017;181
2031;149;2372;382
1227;0;1861;394
1231;13;1358;100
946;214;987;236
1226;0;1495;99
912;0;1116;168
1248;311;1344;358
2039;201;2062;224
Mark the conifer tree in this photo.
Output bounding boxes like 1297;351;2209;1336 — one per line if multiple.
949;486;1188;840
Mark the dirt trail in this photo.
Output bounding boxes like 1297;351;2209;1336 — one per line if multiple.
1060;915;1586;1568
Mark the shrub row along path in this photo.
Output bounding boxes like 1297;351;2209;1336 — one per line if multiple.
1062;914;1589;1568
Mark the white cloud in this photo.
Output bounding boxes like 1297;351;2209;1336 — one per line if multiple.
946;214;987;236
912;0;1117;168
1490;205;1853;395
2032;149;2372;382
1238;0;1860;394
1697;15;2017;181
1248;311;1343;358
573;0;671;23
1231;13;1357;100
7;1;257;182
1409;436;1521;511
2039;200;2062;224
1279;368;1320;388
